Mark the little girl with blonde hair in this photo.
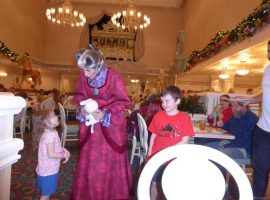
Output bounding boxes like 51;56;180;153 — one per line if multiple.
36;110;70;200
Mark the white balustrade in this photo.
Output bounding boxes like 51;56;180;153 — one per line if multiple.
196;92;260;116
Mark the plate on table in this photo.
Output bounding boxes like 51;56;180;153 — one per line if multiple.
208;128;225;134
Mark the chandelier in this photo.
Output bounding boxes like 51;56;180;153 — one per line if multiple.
111;0;150;31
219;73;229;79
46;0;86;28
236;60;249;76
219;66;229;79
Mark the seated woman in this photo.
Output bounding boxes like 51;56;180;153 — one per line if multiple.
207;104;223;127
139;94;158;118
144;99;163;126
207;94;233;127
144;99;163;144
196;94;233;145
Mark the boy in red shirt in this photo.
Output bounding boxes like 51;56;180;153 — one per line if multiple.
147;86;194;199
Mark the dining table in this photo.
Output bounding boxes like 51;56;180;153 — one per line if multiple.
189;125;235;144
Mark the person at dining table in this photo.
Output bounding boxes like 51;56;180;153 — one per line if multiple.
206;101;258;199
206;101;258;159
196;94;234;145
207;94;233;127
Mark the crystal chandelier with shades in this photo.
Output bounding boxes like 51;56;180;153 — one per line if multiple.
111;0;151;31
236;60;249;76
46;0;86;28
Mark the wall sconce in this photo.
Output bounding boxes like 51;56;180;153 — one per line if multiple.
0;72;7;77
131;79;140;83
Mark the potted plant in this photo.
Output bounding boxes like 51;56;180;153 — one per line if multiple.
178;94;206;114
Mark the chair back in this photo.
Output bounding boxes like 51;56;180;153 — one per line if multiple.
137;144;253;200
137;113;148;163
58;102;79;146
63;96;77;110
58;103;67;144
63;96;78;120
40;97;56;110
20;106;27;134
14;106;27;139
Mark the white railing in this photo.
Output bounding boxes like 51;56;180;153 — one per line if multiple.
196;92;260;116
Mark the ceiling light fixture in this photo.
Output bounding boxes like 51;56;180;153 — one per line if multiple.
219;68;230;79
219;60;229;79
236;60;249;76
46;0;86;28
219;73;229;79
111;0;150;31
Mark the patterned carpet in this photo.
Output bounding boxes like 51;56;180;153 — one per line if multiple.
13;132;270;200
10;133;140;200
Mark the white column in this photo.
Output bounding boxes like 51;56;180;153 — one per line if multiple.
0;92;25;200
210;75;222;92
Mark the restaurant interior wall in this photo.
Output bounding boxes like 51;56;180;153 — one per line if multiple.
0;63;64;91
175;74;211;91
0;0;46;61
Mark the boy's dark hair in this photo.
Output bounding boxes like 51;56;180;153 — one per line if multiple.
268;40;270;45
160;86;182;101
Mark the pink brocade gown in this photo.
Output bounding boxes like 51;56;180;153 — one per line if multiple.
70;68;132;200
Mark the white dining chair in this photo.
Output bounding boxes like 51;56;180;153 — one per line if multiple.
40;97;56;110
130;135;141;165
63;95;78;120
13;106;27;140
58;103;80;147
130;113;148;165
137;144;253;200
137;113;148;164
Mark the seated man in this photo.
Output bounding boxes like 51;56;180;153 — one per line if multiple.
206;101;258;159
206;101;258;199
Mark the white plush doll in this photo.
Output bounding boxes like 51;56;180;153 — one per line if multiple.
80;98;99;133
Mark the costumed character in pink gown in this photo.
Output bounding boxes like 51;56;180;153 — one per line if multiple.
70;45;131;200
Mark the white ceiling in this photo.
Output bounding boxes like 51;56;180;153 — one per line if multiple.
73;0;185;8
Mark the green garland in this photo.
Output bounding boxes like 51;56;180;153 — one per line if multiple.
0;41;20;62
185;0;270;71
